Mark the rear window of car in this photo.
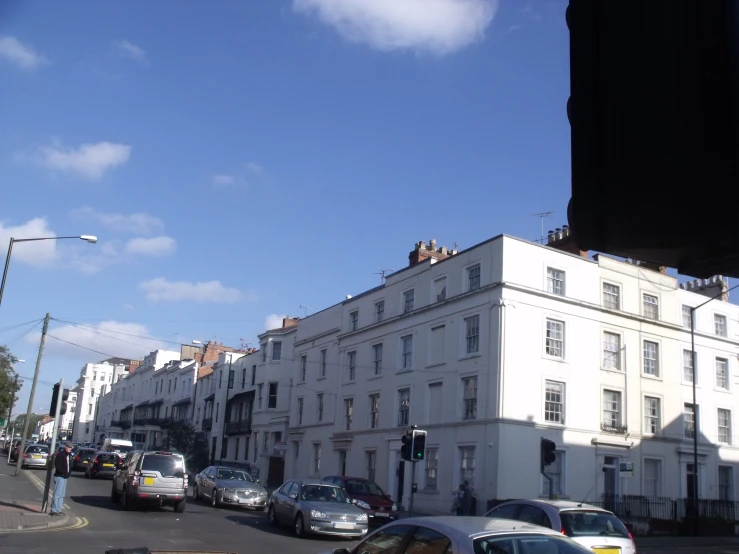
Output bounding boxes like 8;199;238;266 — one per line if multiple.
345;479;386;497
560;510;630;539
474;534;593;554
80;449;96;456
26;446;48;454
141;454;184;477
97;454;119;463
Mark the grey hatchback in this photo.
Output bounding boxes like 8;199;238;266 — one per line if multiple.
111;450;187;513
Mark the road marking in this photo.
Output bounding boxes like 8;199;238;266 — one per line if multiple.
0;517;88;534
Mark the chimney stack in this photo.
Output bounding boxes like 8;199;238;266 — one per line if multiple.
546;224;588;258
408;239;458;266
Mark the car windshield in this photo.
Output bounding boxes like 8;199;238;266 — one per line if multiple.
112;445;132;453
80;449;96;456
300;485;350;503
346;479;386;497
474;534;593;554
141;454;184;477
216;469;254;482
97;454;119;463
560;511;630;539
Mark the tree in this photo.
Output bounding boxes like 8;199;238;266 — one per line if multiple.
13;413;46;439
167;421;195;457
0;345;22;419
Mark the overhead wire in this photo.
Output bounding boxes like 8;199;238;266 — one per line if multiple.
4;319;44;348
0;318;45;335
51;318;182;346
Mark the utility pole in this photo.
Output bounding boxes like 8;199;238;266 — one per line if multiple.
42;378;63;513
15;313;50;476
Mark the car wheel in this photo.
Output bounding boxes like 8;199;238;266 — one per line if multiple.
111;483;121;503
294;514;305;537
174;498;186;513
211;489;219;508
254;507;265;512
192;483;200;500
267;505;277;526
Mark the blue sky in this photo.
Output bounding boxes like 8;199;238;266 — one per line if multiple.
0;0;571;412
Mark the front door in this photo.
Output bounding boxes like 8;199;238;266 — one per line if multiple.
267;456;285;487
603;456;619;511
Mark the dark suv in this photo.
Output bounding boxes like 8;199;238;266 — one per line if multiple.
111;450;187;513
323;476;398;524
72;448;97;471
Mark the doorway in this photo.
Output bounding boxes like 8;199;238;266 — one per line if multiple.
603;456;619;511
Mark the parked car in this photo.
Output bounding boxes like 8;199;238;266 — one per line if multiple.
485;499;637;553
323;516;594;554
8;439;23;462
193;466;268;510
72;448;97;471
111;450;187;513
85;452;122;479
21;444;49;469
268;479;368;538
323;475;399;524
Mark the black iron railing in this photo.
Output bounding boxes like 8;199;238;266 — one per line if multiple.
202;417;213;431
600;422;628;434
588;494;739;523
225;420;251;435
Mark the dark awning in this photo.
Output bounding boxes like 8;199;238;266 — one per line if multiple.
150;398;164;406
173;398;192;407
136;401;150;408
122;404;134;411
204;393;215;403
227;390;255;404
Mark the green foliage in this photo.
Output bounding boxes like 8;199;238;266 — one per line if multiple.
0;345;22;417
13;413;45;439
167;420;196;458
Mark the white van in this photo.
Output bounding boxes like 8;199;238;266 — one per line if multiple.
102;438;134;457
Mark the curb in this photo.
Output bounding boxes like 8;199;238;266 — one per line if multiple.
0;514;70;533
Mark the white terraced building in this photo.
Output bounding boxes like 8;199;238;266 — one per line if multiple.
279;231;739;516
72;361;129;444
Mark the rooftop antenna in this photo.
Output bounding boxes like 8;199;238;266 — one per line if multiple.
531;212;554;243
299;305;310;317
373;269;395;284
239;338;250;350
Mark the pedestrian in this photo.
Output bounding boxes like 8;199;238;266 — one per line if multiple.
51;441;73;516
454;481;472;516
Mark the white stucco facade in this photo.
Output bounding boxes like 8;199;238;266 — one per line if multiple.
281;234;739;515
72;361;129;444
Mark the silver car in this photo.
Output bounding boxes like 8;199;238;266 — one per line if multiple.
268;479;368;538
193;466;268;510
323;516;594;554
485;499;636;554
21;444;49;469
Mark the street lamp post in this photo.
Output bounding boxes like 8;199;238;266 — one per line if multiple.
0;235;97;308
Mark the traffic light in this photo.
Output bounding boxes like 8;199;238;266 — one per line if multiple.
541;438;556;472
567;0;739;278
50;384;70;416
400;432;412;462
411;430;426;461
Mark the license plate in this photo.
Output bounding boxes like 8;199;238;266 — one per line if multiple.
334;522;354;529
103;463;114;467
374;512;389;517
143;477;155;486
592;549;620;554
239;499;249;504
32;455;42;459
82;460;88;464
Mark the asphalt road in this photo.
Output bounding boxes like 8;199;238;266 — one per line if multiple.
0;470;358;554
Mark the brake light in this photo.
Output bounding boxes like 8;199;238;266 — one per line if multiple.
628;531;636;551
23;453;28;458
560;528;567;536
75;455;81;461
132;469;141;486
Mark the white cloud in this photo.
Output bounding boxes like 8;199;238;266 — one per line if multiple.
71;206;164;235
0;36;49;70
41;141;131;180
212;174;236;186
113;39;147;62
0;218;58;266
139;278;253;304
246;162;264;176
264;314;287;331
26;320;168;361
292;0;498;55
124;236;176;257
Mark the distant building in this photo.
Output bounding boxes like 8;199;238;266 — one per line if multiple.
71;361;130;444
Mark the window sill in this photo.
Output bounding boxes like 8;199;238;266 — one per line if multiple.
600;367;623;373
367;375;383;381
417;489;440;495
396;369;413;375
426;362;446;369
459;353;482;361
542;355;567;364
641;374;662;381
316;376;327;381
714;387;731;394
681;381;699;387
343;380;357;386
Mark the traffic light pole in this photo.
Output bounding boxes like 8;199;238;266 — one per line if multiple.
409;460;417;518
42;378;63;513
15;313;49;477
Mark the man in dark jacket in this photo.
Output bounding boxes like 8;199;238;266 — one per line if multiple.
51;441;73;516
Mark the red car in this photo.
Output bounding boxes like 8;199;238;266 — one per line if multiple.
323;476;398;524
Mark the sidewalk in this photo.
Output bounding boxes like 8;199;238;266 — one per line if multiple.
0;457;70;532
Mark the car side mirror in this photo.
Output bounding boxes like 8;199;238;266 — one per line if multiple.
288;493;298;499
352;498;358;504
256;479;260;484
